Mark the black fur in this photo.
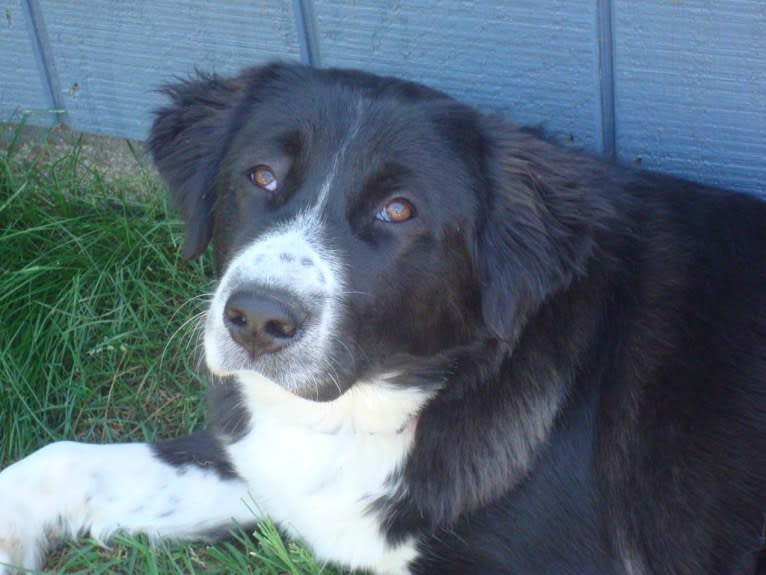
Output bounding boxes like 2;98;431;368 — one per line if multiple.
152;431;237;480
147;71;247;260
206;375;252;442
149;62;766;574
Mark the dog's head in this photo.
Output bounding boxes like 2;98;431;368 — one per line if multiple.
148;62;593;401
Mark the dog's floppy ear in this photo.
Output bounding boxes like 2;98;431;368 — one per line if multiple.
147;72;246;260
477;122;600;343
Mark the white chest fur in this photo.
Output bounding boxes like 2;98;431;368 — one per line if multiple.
225;374;432;574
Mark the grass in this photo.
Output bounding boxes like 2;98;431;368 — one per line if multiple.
0;129;347;575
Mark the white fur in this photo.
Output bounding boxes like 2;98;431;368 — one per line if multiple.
227;373;430;573
313;101;362;213
0;441;253;574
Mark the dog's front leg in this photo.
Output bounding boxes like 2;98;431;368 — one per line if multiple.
0;432;255;573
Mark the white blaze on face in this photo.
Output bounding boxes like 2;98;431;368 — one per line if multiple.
205;103;365;395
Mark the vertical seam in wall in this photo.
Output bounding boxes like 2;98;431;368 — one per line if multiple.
597;0;616;160
292;0;321;67
21;0;65;122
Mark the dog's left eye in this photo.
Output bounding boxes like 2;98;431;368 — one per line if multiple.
376;198;416;223
248;165;278;192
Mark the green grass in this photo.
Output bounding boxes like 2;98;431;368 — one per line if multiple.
0;132;347;575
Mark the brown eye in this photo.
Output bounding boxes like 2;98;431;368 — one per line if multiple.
376;198;415;223
248;165;278;192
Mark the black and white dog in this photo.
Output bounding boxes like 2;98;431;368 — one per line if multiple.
2;62;766;574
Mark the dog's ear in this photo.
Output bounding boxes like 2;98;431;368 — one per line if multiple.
477;122;600;343
147;72;246;260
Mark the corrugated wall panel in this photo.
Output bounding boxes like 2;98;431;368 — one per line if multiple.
614;1;766;195
315;0;603;153
3;1;764;196
37;0;301;140
0;1;55;126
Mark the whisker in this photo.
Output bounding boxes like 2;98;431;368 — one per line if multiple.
320;351;345;398
167;291;215;323
160;307;208;371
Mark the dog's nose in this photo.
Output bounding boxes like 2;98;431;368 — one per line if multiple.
223;291;306;357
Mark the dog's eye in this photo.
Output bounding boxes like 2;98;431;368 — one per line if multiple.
248;165;278;192
376;198;416;223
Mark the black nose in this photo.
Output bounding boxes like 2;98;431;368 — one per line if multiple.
223;291;306;357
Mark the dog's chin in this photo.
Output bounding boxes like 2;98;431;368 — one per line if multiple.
208;365;349;403
204;314;354;400
205;348;349;403
225;369;346;403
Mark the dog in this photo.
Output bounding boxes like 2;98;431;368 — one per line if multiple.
1;61;765;575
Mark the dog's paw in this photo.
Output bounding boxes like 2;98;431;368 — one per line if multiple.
0;496;47;574
0;444;76;574
0;549;12;575
0;548;12;575
0;529;43;575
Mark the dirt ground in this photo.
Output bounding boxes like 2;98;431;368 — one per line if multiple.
0;122;160;185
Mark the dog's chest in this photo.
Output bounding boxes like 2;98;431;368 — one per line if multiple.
224;378;427;574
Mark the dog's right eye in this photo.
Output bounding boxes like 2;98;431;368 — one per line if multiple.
248;165;278;192
376;198;416;223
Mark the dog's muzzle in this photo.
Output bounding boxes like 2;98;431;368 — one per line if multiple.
204;214;345;395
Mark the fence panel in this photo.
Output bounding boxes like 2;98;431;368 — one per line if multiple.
613;0;766;194
36;0;302;139
1;1;764;195
1;1;55;126
315;0;604;153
